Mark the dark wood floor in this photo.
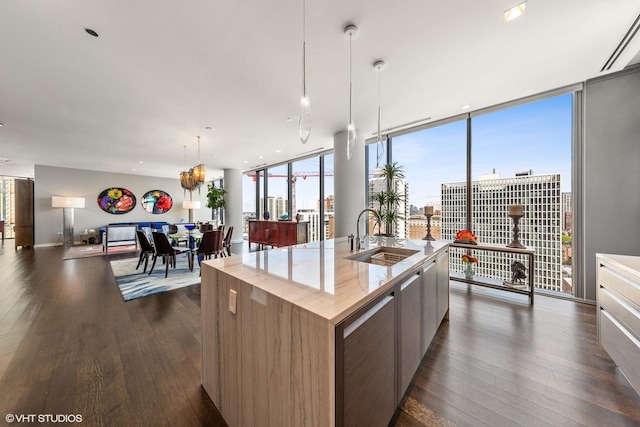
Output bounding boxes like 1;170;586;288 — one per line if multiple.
0;244;639;426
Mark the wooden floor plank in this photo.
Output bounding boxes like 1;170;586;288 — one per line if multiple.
0;245;639;426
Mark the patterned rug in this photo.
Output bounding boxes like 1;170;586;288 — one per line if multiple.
64;244;137;260
110;255;200;301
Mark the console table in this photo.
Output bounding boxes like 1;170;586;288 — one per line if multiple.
450;242;535;304
248;220;308;250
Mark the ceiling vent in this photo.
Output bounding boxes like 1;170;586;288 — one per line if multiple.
601;14;640;72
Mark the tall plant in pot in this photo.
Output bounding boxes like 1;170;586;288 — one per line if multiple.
206;183;227;225
369;162;405;237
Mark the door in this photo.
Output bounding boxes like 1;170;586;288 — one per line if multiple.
14;178;34;248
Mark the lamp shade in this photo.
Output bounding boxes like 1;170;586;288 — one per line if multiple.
52;196;85;209
182;201;201;210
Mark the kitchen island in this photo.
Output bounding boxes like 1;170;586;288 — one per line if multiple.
201;236;450;427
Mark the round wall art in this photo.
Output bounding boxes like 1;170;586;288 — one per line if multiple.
141;190;173;214
98;187;136;214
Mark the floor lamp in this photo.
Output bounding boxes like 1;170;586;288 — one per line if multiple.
182;200;201;223
52;196;85;246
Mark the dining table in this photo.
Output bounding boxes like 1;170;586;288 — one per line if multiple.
168;229;203;249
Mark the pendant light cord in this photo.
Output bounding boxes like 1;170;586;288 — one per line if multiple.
349;33;353;123
302;0;307;97
183;145;187;170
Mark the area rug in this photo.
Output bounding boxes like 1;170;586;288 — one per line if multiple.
64;244;137;260
110;256;200;301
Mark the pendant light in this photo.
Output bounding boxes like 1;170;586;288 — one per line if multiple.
344;24;358;160
299;0;312;144
191;136;206;190
374;60;386;167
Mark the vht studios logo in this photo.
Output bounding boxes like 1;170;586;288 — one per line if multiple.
5;413;83;423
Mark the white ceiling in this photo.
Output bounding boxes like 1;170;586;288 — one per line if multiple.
1;0;639;180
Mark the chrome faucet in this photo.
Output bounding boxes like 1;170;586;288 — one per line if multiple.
356;209;380;251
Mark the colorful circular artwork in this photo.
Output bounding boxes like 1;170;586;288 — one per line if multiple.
97;187;136;214
141;190;173;214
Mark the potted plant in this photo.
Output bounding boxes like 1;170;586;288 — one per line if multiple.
369;162;406;237
206;183;227;224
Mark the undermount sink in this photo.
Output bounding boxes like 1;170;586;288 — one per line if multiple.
346;246;419;267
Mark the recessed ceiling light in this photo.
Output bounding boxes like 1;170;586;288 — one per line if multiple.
276;149;281;153
461;104;471;110
286;118;293;122
131;168;136;171
138;160;144;164
258;155;264;159
85;28;99;37
243;160;248;164
504;2;526;22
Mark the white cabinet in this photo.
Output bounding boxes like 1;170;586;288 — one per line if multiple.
436;250;450;324
400;272;422;394
421;260;438;355
597;254;640;396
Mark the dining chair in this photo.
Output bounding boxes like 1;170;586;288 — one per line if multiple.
150;232;192;277
199;223;213;233
135;230;156;273
193;230;224;271
222;226;234;257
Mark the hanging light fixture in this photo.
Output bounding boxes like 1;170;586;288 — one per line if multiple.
374;60;386;167
344;24;358;160
299;0;312;144
179;137;206;194
180;145;192;192
191;135;206;189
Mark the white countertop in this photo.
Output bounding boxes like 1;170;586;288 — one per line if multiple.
202;236;449;324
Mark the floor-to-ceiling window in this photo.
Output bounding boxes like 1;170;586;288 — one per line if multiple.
266;164;288;220
392;119;467;241
242;172;258;239
291;157;320;241
471;94;572;295
242;152;334;243
368;91;576;298
323;154;335;239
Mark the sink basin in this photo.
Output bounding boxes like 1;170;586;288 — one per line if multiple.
346;246;419;267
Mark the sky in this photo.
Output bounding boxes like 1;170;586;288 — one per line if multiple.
388;93;572;208
244;93;573;212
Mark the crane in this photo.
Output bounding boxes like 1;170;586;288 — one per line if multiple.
247;170;334;215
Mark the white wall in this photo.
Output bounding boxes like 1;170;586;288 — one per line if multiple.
583;65;640;300
34;165;209;246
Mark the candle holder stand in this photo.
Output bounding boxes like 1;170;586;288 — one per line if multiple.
422;213;435;241
507;214;525;249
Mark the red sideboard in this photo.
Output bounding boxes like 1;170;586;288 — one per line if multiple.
248;220;308;249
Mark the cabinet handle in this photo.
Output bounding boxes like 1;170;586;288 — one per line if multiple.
422;260;436;274
344;295;394;338
436;252;448;262
401;272;420;291
601;309;640;348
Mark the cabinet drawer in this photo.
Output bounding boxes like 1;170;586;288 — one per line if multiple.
600;287;640;339
342;295;396;427
600;310;640;394
599;264;640;306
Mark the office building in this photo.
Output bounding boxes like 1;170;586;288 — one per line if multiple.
442;172;562;292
